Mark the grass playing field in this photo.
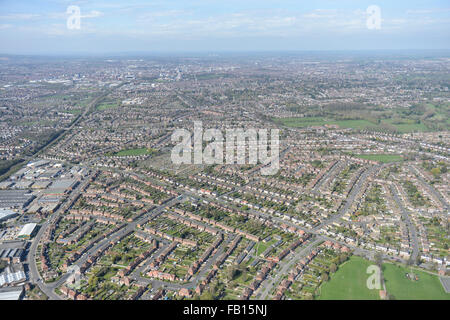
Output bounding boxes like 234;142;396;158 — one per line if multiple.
354;154;403;163
317;256;380;300
316;256;449;300
382;119;429;133
96;102;120;111
275;117;430;133
275;117;376;130
382;263;450;300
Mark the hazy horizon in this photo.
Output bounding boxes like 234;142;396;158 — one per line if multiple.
1;0;449;55
2;49;450;60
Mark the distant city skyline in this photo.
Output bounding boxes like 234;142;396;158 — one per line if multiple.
0;0;450;54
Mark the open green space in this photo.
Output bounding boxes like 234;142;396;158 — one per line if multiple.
317;256;380;300
96;101;120;111
317;256;449;300
383;263;449;300
64;109;82;115
275;117;378;130
382;118;429;133
354;154;403;163
275;116;431;133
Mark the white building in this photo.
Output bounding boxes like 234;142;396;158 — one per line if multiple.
17;223;37;239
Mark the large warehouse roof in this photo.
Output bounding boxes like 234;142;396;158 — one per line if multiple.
0;209;18;221
17;223;37;237
0;287;23;300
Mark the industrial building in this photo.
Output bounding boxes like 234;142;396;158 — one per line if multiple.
17;223;37;239
0;286;24;300
0;209;18;222
0;190;34;210
0;242;26;263
0;264;26;287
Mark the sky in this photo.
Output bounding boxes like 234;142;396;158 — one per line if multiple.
0;0;449;54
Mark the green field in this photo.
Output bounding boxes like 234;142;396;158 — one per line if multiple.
354;154;403;163
317;256;380;300
317;256;449;300
65;109;82;115
382;119;429;133
276;117;375;130
383;263;449;300
96;102;119;111
114;148;156;156
275;117;430;133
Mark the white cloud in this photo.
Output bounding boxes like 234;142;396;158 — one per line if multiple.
81;10;103;19
406;8;450;14
0;13;40;20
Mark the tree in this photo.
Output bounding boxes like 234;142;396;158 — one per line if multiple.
430;167;441;177
415;255;421;266
227;266;240;281
339;253;348;264
374;252;383;268
0;260;7;272
330;263;337;273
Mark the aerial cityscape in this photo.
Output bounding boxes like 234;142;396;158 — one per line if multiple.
0;0;449;305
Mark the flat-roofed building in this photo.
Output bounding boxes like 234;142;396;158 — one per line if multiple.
0;264;26;286
0;209;18;222
27;160;49;168
0;247;24;262
0;190;35;210
0;286;24;300
31;181;51;189
46;179;78;195
17;223;37;239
